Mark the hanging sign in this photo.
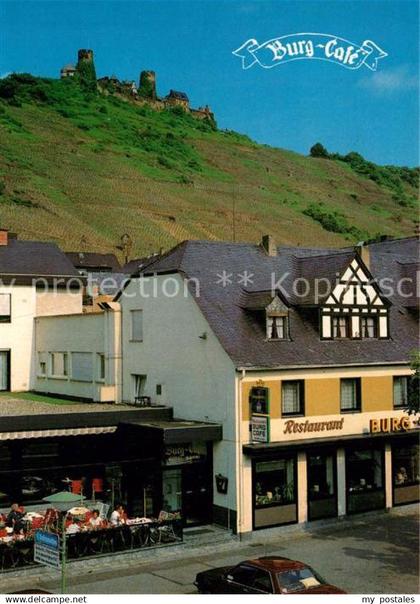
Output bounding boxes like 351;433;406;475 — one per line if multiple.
251;415;270;443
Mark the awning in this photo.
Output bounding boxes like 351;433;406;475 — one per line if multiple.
0;426;117;441
243;428;420;457
121;419;223;445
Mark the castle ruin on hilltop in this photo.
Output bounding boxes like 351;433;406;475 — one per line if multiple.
61;49;215;122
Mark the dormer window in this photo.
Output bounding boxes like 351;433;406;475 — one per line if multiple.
360;316;378;338
332;316;349;338
267;315;287;340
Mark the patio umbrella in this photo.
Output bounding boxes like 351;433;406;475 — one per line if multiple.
42;491;85;512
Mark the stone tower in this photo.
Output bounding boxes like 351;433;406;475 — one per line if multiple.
78;49;94;63
139;70;157;100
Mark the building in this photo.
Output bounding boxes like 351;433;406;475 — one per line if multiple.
164;90;190;110
3;229;418;533
114;235;419;533
60;64;76;79
0;228;82;392
65;252;122;275
0;229;221;523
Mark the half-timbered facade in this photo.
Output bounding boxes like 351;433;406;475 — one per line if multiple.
320;255;389;340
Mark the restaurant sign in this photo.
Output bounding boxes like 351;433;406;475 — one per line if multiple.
34;530;60;569
164;445;204;465
370;416;411;434
251;415;270;443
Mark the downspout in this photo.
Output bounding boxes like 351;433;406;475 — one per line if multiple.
236;368;246;538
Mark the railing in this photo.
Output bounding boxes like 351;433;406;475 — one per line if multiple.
0;519;183;571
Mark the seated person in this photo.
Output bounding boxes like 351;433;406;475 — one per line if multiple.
110;505;126;527
66;518;81;535
88;510;102;529
6;503;25;533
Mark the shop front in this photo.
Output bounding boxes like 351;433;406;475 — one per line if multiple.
346;446;385;514
121;418;222;527
392;437;419;506
243;422;420;532
252;455;297;529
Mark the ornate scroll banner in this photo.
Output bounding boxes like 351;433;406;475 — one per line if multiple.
233;33;387;71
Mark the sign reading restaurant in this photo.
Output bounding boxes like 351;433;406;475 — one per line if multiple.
283;418;344;434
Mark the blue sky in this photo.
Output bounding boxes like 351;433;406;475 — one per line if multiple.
1;0;418;166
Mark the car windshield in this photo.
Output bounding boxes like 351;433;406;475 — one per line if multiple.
277;567;326;593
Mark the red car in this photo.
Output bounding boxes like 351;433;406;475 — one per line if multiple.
194;556;346;594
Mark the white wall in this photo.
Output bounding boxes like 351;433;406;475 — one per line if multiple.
120;274;238;514
34;311;109;401
0;285;36;391
0;285;83;392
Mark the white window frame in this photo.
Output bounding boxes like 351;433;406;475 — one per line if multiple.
393;376;409;409
0;294;11;323
130;309;143;342
49;352;68;378
97;353;106;382
266;315;287;340
71;352;94;382
38;352;47;378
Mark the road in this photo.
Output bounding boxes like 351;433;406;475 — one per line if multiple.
38;510;419;595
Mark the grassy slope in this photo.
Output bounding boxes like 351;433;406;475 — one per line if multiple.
0;76;417;258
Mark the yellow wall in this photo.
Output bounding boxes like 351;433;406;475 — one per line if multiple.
242;375;396;419
362;376;393;412
305;378;340;416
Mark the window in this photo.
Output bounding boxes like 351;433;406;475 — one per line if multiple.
340;378;361;412
38;353;47;377
71;352;93;382
267;315;287;340
281;381;304;416
360;316;377;338
50;352;68;377
0;294;11;323
253;569;273;593
277;568;325;594
97;353;105;381
229;565;257;588
347;448;383;492
131;310;143;341
332;315;349;338
394;376;409;408
392;443;419;505
255;458;296;507
249;387;269;415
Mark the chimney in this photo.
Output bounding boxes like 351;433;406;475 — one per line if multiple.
0;228;9;246
261;234;277;257
355;241;370;269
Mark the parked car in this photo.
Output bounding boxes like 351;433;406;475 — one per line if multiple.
194;556;346;594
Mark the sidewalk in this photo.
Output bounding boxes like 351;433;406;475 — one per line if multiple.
0;505;418;594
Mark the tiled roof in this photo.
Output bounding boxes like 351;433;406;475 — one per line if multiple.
124;237;419;368
0;239;80;279
122;254;161;274
65;252;122;272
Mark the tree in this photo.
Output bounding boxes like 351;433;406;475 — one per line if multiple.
406;350;420;415
309;142;329;158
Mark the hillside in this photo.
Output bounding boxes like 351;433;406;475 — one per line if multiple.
0;73;418;259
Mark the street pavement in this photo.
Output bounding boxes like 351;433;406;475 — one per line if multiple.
38;509;419;595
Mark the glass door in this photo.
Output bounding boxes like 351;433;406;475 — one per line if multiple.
182;464;212;526
307;451;337;520
0;351;9;391
162;468;182;514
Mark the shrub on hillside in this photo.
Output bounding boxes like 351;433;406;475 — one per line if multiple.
310;142;329;158
303;202;363;239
